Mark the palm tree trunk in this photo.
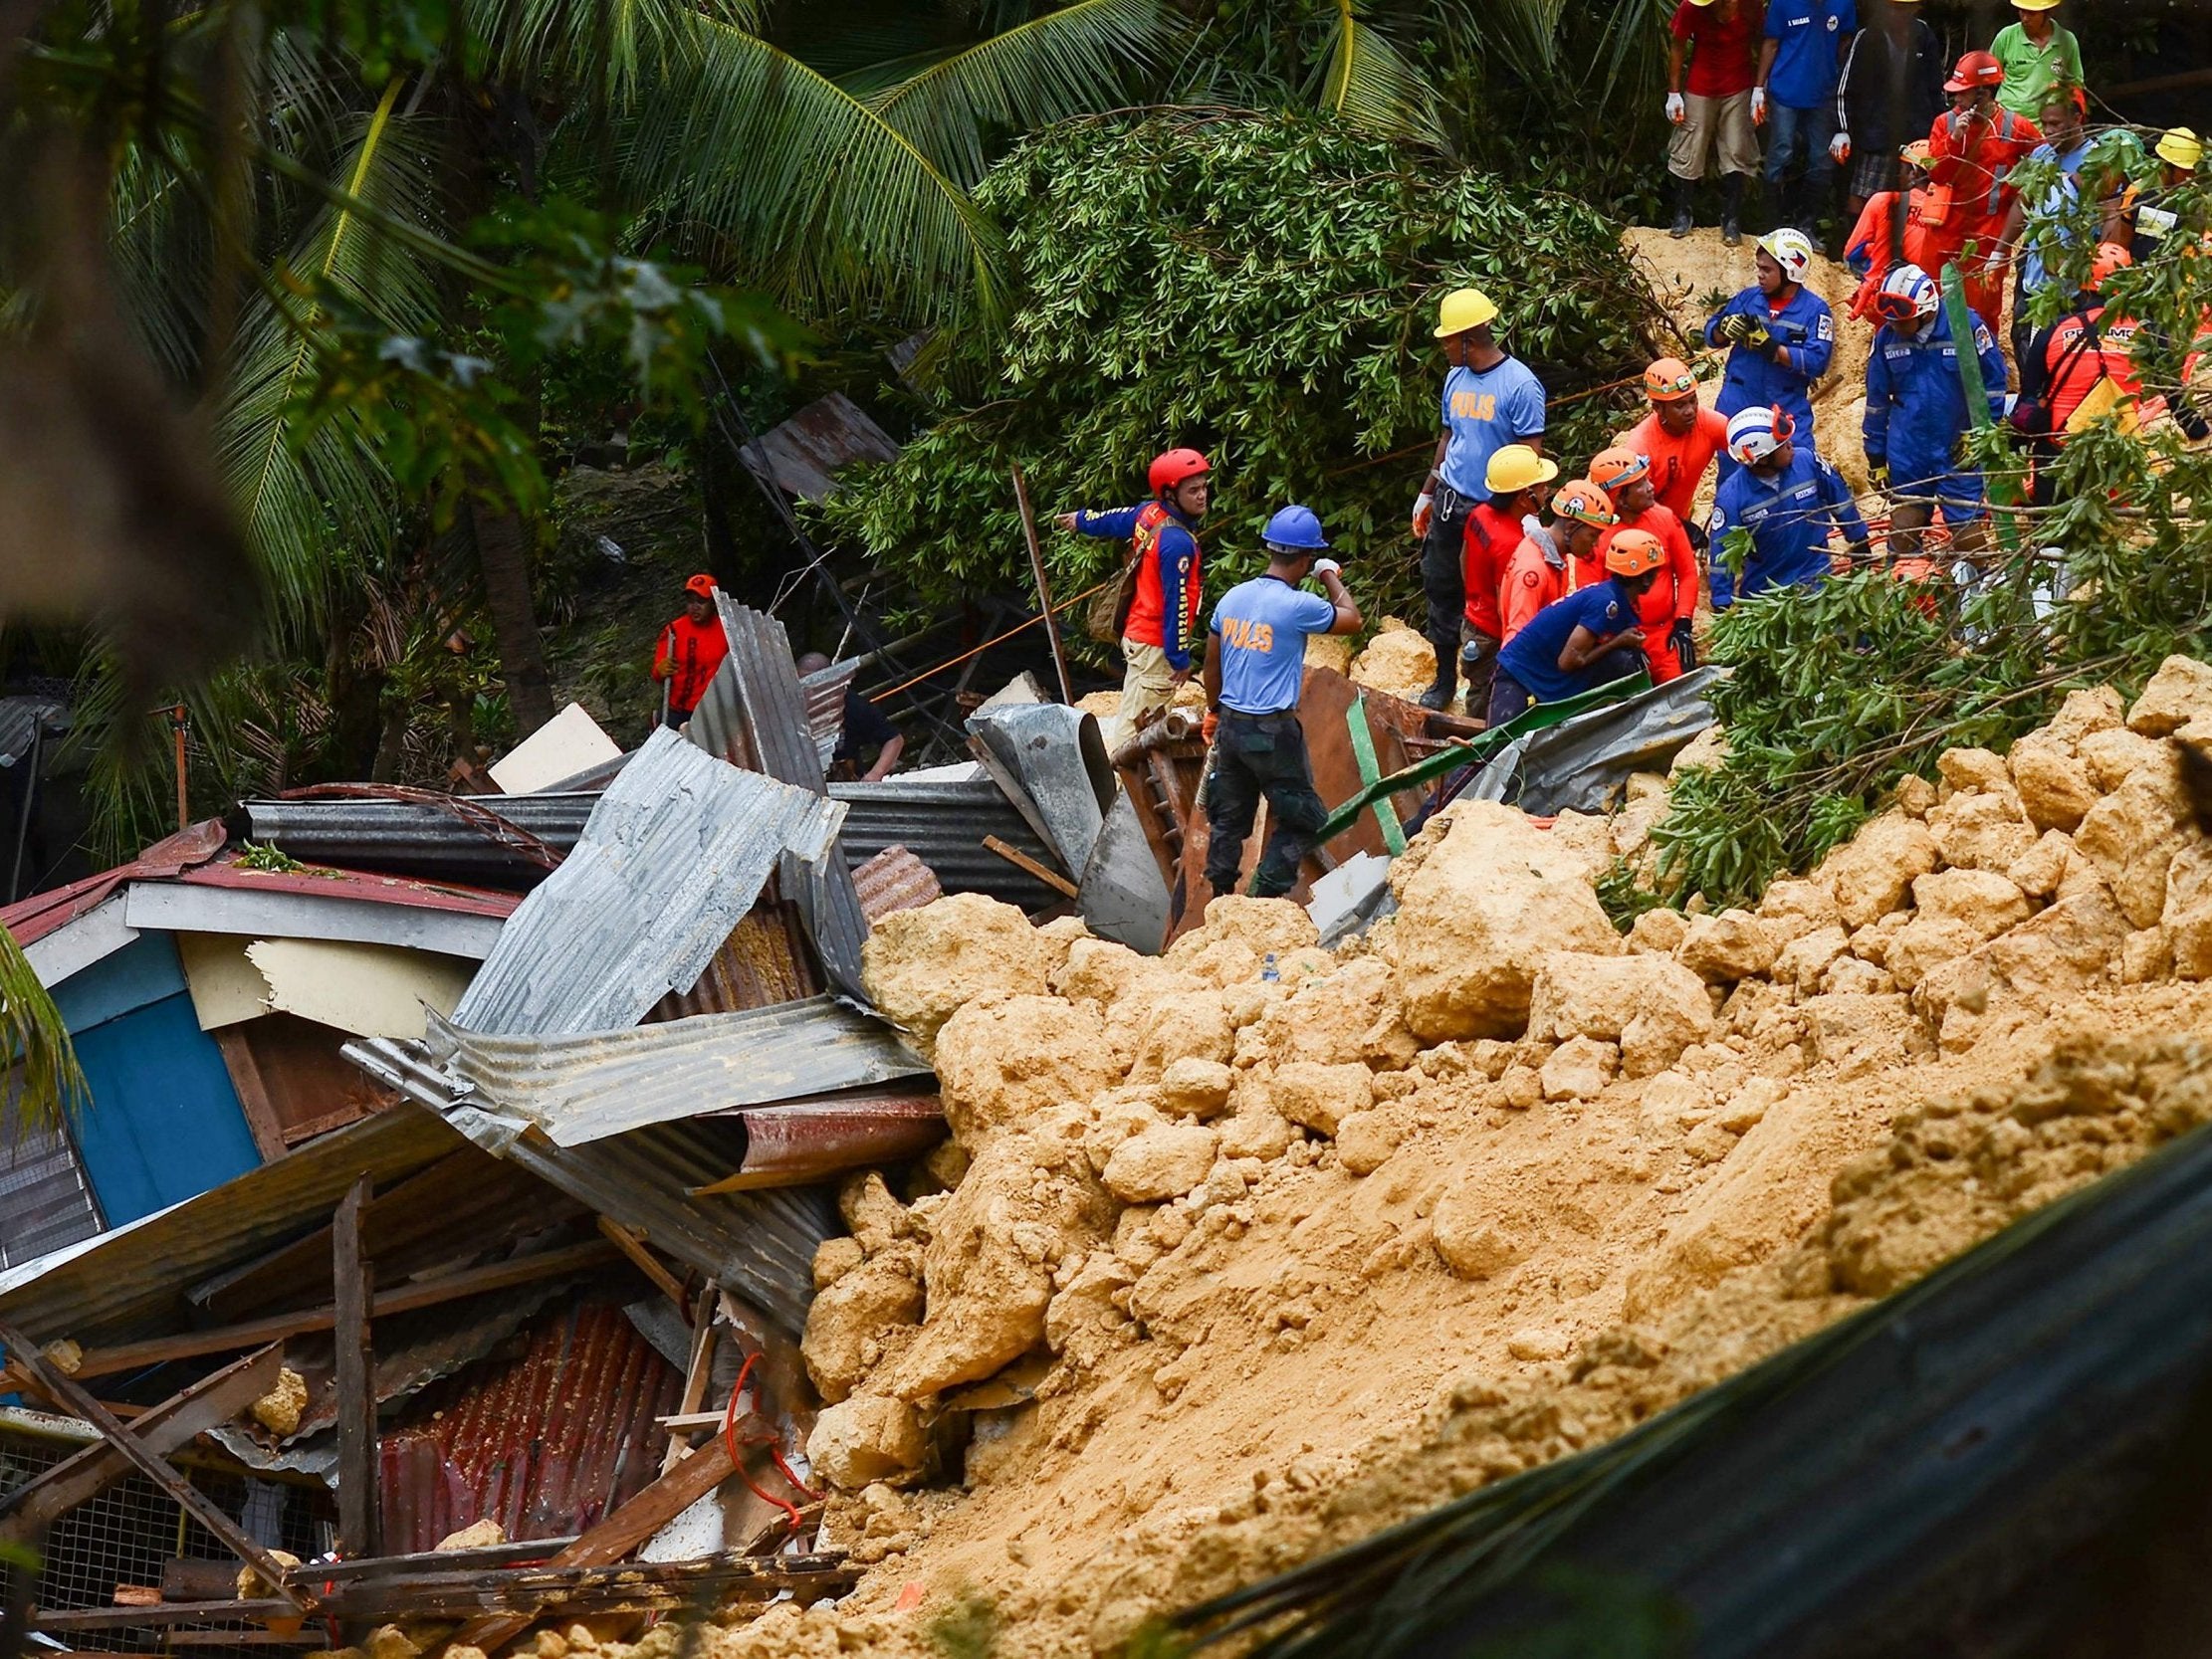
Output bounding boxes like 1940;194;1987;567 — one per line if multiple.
468;500;556;734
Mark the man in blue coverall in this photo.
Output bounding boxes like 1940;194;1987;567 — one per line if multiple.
1200;507;1364;900
1862;262;2008;569
1704;228;1836;480
1710;404;1871;607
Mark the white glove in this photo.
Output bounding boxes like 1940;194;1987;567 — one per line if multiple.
1750;87;1768;124
2002;392;2019;416
1412;491;1434;539
1312;557;1342;578
1829;131;1851;163
1665;92;1686;124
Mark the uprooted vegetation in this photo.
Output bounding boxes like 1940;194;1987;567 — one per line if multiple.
452;658;2212;1659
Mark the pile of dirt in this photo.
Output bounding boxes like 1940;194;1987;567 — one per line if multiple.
548;657;2212;1659
1348;617;1438;705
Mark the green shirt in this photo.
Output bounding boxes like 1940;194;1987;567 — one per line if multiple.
1990;20;2083;118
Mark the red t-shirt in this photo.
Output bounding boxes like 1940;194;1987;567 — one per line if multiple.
1460;500;1523;640
1623;406;1730;522
1671;0;1763;98
653;612;729;712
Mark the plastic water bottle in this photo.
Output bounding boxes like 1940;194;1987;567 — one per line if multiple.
1261;951;1279;982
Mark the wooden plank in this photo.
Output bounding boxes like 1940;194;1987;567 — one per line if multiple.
162;1560;247;1602
451;1439;739;1654
0;1321;307;1612
214;1028;290;1164
982;835;1079;900
28;1600;299;1632
0;1346;284;1539
65;1238;622;1381
662;1286;718;1475
322;1555;856;1622
285;1538;580;1586
332;1175;376;1559
595;1217;690;1316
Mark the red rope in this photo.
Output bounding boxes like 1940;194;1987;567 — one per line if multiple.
721;1349;819;1537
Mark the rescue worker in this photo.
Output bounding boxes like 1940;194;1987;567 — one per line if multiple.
1459;444;1560;717
649;573;728;727
2001;84;2093;363
1589;447;1703;680
2126;128;2204;261
1499;479;1618;650
1925;50;2043;331
1704;227;1836;476
1843;139;1942;317
1621;357;1730;537
1413;288;1547;711
1709;405;1871;607
1665;0;1764;245
1490;530;1669;726
1989;0;2082;122
1833;0;1946;219
795;652;905;782
1199;507;1363;900
1754;0;1855;242
1060;448;1210;748
1862;263;2008;567
2016;242;2143;502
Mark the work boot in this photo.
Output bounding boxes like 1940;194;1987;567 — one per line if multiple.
1721;174;1744;246
1419;661;1456;712
1670;175;1694;239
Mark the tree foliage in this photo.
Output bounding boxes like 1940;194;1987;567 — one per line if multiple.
815;111;1666;623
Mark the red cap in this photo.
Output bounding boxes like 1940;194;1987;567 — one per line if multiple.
685;573;717;600
1945;50;2004;93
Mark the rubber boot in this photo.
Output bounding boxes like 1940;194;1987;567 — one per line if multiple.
1670;174;1694;239
1419;656;1456;712
1721;173;1744;246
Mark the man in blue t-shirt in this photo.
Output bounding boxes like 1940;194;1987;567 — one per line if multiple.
1756;0;1856;240
1412;287;1547;712
1201;507;1364;900
1489;529;1666;726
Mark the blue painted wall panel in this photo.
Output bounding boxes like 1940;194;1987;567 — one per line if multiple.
52;932;191;1034
68;991;261;1227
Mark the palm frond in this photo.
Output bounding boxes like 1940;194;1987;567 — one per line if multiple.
631;16;1006;327
869;0;1180;186
1319;0;1445;149
468;0;697;114
0;924;87;1139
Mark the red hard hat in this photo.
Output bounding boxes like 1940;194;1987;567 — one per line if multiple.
1945;50;2004;93
2088;241;2133;291
685;573;717;600
1148;448;1211;495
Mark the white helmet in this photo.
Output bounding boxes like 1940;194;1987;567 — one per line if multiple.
1878;262;1941;322
1756;227;1816;284
1725;404;1796;466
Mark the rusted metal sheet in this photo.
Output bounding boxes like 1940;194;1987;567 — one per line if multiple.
650;901;819;1021
376;1300;684;1553
798;659;861;774
851;847;940;923
736;392;898;504
1;818;226;948
691;1094;947;1194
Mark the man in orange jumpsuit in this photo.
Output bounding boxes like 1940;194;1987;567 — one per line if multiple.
649;573;729;727
1589;447;1702;681
1620;357;1729;548
1500;479;1617;645
1843;139;1943;318
1925;49;2042;331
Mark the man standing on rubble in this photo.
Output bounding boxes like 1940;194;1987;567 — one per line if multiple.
1412;287;1547;713
1200;507;1362;900
1060;448;1211;747
1862;262;2008;568
1620;357;1729;540
1925;50;2043;330
649;574;728;729
1709;405;1871;606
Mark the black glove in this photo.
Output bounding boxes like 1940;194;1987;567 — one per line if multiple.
1685;518;1709;555
1669;620;1697;672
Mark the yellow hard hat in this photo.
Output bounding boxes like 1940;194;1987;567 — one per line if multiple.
1485;444;1560;496
1434;288;1499;338
2157;127;2204;170
2011;0;2061;11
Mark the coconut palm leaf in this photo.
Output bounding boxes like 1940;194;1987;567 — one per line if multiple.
1319;0;1444;148
0;924;86;1139
632;15;1006;326
868;0;1181;186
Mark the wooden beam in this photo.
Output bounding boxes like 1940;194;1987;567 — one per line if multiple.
283;1538;579;1586
63;1238;623;1381
317;1554;857;1622
0;1322;306;1611
982;835;1079;899
27;1600;300;1632
332;1176;377;1559
213;1028;291;1164
662;1285;718;1475
452;1439;739;1654
594;1217;690;1316
0;1346;283;1540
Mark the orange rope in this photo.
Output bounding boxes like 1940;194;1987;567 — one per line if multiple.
865;577;1114;703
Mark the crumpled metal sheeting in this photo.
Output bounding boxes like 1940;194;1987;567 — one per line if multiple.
232;795;596;887
799;659;862;773
1464;668;1720;817
966;703;1114;877
830;777;1066;911
779;845;871;1004
421;995;928;1148
686;598;826;792
450;728;843;1037
850;846;941;923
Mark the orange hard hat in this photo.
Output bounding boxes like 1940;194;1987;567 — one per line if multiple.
1644;357;1699;402
1605;527;1666;577
1148;448;1211;494
2088;241;2133;290
685;573;717;600
1589;446;1652;491
1552;479;1618;528
1946;50;2004;93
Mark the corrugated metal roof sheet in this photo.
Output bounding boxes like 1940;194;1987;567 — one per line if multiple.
233;796;596;889
779;846;869;1004
695;1093;946;1192
0;696;66;770
0;820;226;948
450;729;843;1037
0;1104;468;1347
421;995;927;1149
686;599;825;793
851;846;941;923
736;391;899;503
799;660;861;774
346;1041;836;1335
649;900;819;1021
830;777;1067;912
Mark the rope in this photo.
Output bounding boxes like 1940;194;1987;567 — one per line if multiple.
865;577;1115;704
721;1348;818;1538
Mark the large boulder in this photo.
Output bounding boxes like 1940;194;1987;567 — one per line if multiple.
932;993;1118;1148
807;1394;927;1490
1525;950;1714;1076
1102;1124;1219;1203
860;894;1050;1060
1675;909;1780;983
2126;655;2212;735
2074;750;2194;929
1390;802;1621;1041
2008;733;2100;833
1926;787;2037;874
1265;1061;1374;1137
1817;810;1940;928
800;1247;924;1404
1252;956;1420;1068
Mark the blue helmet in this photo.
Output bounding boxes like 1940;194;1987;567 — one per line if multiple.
1262;505;1330;551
